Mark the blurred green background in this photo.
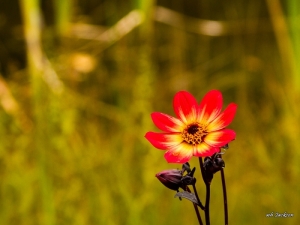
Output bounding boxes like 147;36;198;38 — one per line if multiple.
0;0;299;224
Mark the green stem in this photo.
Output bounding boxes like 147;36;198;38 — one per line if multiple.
54;0;72;37
19;0;55;224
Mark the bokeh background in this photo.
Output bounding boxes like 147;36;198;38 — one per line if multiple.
0;0;300;224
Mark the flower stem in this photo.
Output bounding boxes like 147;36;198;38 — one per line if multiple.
204;183;211;225
193;202;204;225
192;183;205;210
199;157;206;182
187;187;203;225
221;168;228;225
199;157;210;225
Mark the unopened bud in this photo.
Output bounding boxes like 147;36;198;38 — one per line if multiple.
156;169;183;191
204;155;225;174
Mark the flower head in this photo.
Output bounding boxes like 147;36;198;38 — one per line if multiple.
145;90;237;163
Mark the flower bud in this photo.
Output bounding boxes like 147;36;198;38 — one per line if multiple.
203;153;225;183
204;155;225;174
155;169;183;191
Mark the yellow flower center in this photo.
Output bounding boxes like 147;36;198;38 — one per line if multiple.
182;123;207;145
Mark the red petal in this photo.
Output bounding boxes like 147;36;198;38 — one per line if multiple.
151;112;184;132
173;91;198;124
193;142;219;157
164;142;194;163
204;129;236;147
198;90;223;124
207;103;237;132
145;132;182;150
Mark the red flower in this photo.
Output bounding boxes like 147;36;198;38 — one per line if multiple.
145;90;237;163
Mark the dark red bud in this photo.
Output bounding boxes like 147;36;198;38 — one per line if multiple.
155;169;183;191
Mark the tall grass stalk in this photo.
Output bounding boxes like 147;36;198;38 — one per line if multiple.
19;0;55;224
54;0;72;37
120;0;156;224
287;0;300;91
266;0;300;91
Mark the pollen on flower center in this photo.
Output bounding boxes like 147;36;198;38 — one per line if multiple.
182;123;207;145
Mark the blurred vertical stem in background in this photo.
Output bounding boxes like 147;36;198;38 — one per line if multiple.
135;0;155;37
19;0;55;224
124;0;156;223
287;0;300;91
266;0;300;186
132;4;155;140
130;0;156;132
266;0;300;91
53;0;72;37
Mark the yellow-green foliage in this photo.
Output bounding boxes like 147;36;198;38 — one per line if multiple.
0;0;299;224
